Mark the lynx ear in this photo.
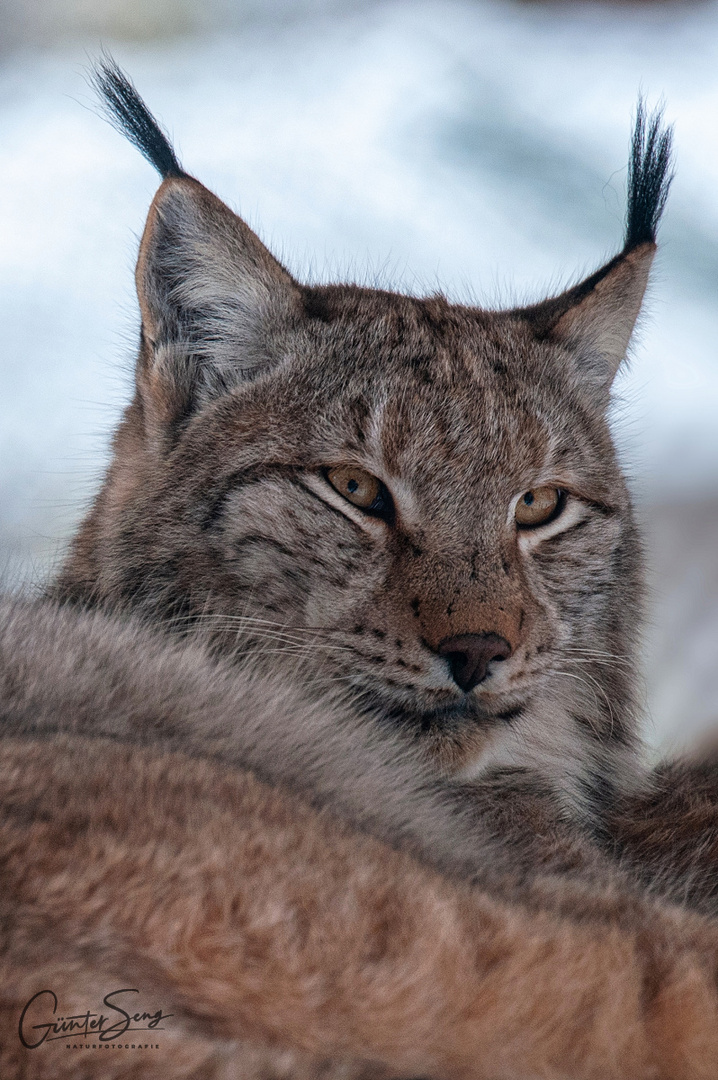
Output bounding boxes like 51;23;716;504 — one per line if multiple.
91;55;298;444
136;174;296;393
518;102;673;407
525;242;656;404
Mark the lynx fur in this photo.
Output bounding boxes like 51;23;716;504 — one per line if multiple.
2;60;718;1078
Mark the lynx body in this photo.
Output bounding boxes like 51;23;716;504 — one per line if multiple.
3;62;718;1080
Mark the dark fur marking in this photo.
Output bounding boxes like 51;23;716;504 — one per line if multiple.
301;287;333;322
520;101;672;337
202;469;306;532
298;480;375;529
569;710;610;744
232;535;302;564
415;299;449;335
495;705;525;722
578;769;617;841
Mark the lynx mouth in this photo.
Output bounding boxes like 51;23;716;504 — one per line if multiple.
381;696;528;735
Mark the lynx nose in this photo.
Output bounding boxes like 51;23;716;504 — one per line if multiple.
437;633;512;693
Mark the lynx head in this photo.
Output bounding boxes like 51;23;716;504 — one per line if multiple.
56;60;673;825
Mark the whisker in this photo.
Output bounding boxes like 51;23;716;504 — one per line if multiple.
167;611;352;637
192;627;357;655
552;669;614;739
560;654;633;672
560;647;633;665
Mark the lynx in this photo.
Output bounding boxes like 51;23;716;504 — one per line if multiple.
55;64;664;825
2;59;718;1079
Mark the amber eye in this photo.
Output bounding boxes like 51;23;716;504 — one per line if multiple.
326;465;392;517
515;487;564;528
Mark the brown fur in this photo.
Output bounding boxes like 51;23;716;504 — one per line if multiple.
3;605;718;1079
53;171;649;824
3;72;718;1077
609;753;718;915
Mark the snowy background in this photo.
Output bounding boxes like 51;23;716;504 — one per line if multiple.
1;0;717;751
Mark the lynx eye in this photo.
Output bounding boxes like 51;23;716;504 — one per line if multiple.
326;465;392;517
515;486;563;528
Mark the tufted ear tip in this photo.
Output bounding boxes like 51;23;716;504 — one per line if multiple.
91;57;299;444
91;53;185;180
512;100;672;408
624;98;673;252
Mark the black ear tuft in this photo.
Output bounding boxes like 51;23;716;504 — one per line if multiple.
624;98;673;251
90;54;185;180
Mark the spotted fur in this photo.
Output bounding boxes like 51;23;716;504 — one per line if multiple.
8;61;718;1079
55;66;672;833
4;595;718;1080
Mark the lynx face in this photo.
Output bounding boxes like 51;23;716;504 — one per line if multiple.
56;67;672;820
123;289;637;765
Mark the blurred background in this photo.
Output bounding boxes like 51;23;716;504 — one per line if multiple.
0;0;716;753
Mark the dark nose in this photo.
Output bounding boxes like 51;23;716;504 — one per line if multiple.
437;633;512;693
